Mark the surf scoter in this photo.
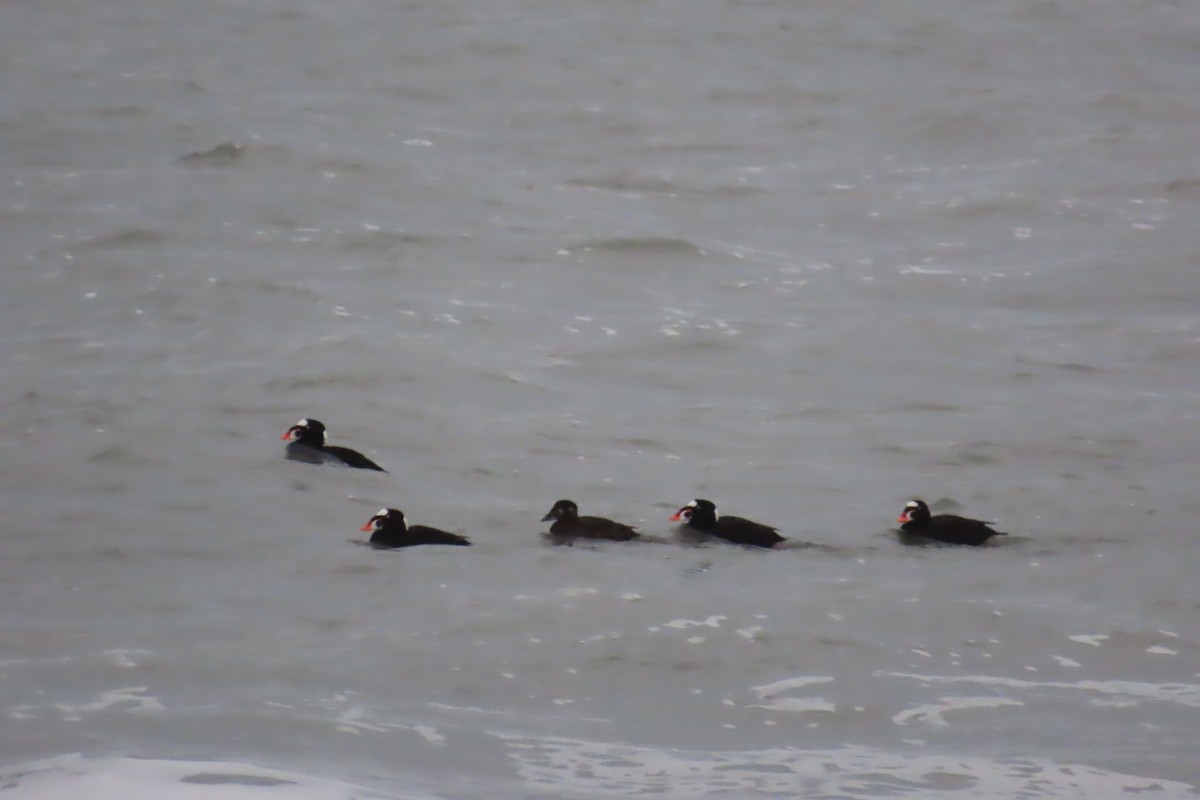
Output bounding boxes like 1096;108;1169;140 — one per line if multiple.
541;499;639;542
670;498;784;549
360;508;471;548
896;498;1006;546
281;418;386;472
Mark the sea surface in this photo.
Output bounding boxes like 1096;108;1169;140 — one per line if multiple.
2;0;1198;797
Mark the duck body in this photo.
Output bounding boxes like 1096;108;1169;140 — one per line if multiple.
541;499;638;542
361;508;470;549
281;418;386;472
670;498;784;549
897;499;1005;546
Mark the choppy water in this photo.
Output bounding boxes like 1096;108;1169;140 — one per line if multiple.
2;0;1199;797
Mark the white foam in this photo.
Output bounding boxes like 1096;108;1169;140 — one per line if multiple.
893;696;1024;727
1068;634;1109;647
52;686;164;717
330;704;390;734
751;696;837;713
752;675;835;695
889;672;1200;709
663;615;726;630
1051;655;1082;668
735;625;764;640
557;587;599;598
1146;646;1178;656
749;676;836;714
899;265;956;275
492;734;1193;798
103;649;152;668
0;755;407;800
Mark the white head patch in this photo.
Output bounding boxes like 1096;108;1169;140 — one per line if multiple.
376;508;389;518
905;500;919;509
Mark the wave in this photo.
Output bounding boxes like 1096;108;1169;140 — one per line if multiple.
494;733;1193;798
0;755;407;800
561;236;708;257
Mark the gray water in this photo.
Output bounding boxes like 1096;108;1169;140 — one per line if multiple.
2;0;1199;797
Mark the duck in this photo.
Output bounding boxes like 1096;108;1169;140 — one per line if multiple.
360;508;470;548
896;498;1006;546
281;418;386;471
670;498;784;549
541;499;639;542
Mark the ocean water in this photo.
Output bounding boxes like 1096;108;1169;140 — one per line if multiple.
2;0;1198;797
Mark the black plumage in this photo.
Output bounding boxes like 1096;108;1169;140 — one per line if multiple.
281;418;386;472
541;499;639;542
360;508;470;549
897;499;1006;546
671;498;784;549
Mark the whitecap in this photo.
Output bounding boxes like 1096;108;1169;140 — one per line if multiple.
1068;634;1109;647
889;672;1200;709
663;615;726;630
748;676;836;714
1051;655;1082;668
893;696;1024;727
53;686;164;717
